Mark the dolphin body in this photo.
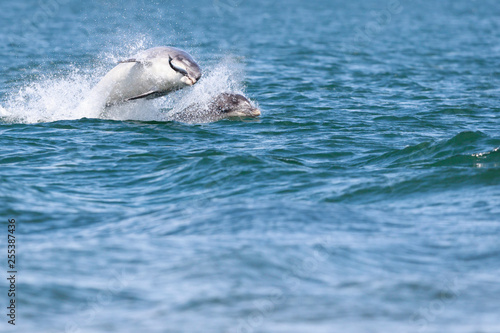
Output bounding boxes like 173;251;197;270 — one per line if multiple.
79;46;202;115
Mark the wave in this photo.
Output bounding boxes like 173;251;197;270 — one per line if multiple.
361;131;499;168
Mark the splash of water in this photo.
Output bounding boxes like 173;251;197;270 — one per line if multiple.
0;50;246;124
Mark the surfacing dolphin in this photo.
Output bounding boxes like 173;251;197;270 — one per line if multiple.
168;93;261;123
79;46;202;113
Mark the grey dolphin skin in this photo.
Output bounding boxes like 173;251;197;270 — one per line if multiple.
169;93;261;123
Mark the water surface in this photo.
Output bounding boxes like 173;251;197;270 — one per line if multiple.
1;0;499;332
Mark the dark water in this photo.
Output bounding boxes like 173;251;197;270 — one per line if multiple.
1;0;500;332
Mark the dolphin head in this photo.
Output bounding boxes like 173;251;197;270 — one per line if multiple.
133;46;202;86
210;93;261;118
165;48;202;86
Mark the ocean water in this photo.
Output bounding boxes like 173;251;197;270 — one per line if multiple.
1;0;500;332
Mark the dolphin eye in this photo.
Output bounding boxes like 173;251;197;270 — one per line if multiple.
168;56;189;76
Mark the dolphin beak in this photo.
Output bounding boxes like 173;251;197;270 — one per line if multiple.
250;108;261;117
182;75;198;86
185;65;202;86
188;69;202;85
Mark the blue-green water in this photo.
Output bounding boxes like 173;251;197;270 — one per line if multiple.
1;0;500;332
